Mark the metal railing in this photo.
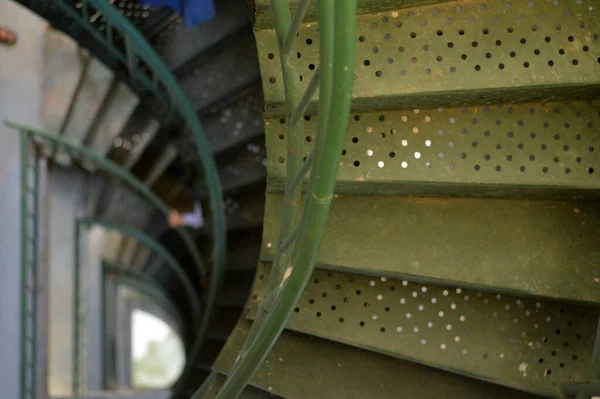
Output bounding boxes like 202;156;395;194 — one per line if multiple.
73;218;202;395
19;131;40;399
8;123;209;398
41;0;227;380
196;1;357;397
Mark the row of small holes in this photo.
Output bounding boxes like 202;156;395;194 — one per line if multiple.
263;266;590;382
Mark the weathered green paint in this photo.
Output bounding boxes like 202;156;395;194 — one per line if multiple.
261;193;600;304
266;100;600;199
248;263;598;398
258;0;600;115
209;2;357;397
19;134;39;399
214;319;545;399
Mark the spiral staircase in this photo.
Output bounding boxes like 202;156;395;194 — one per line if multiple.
3;0;600;399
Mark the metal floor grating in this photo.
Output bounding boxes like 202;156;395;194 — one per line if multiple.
248;263;598;398
266;100;600;197
258;0;600;113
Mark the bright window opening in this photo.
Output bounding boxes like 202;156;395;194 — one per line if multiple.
131;309;184;388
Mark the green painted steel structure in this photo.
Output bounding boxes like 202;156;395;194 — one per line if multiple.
199;1;358;397
19;132;40;399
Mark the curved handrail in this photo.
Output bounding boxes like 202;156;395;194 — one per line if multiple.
205;1;357;397
43;0;227;362
7;122;206;281
8;123;212;395
79;218;201;325
103;264;182;323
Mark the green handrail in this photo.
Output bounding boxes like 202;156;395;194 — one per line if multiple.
200;1;357;397
19;133;40;399
7;123;211;397
73;218;203;395
47;0;227;371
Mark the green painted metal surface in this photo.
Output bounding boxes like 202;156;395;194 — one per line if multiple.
260;193;600;304
204;1;358;397
258;0;600;115
213;319;544;399
266;100;600;198
248;263;598;398
19;134;40;399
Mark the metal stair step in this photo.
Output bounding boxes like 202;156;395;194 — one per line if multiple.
152;0;252;71
218;270;255;309
85;81;139;158
201;84;265;155
199;138;267;196
214;318;544;399
247;263;598;398
60;58;114;160
257;0;600;115
177;29;261;112
222;229;262;272
266;100;600;199
43;28;86;134
106;104;160;171
222;183;266;232
261;192;600;304
207;306;244;341
253;0;441;29
203;373;278;399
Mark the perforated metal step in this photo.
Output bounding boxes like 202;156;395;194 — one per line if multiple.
247;263;598;398
215;319;544;399
266;100;600;198
260;193;600;304
258;0;600;115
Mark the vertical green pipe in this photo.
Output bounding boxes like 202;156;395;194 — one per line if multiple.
101;266;107;389
213;2;356;397
241;0;319;360
19;133;29;399
31;145;39;399
73;221;81;395
267;0;304;289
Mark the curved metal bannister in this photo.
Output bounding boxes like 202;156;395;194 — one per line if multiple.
14;0;228;387
199;1;357;397
8;123;210;398
73;218;203;394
